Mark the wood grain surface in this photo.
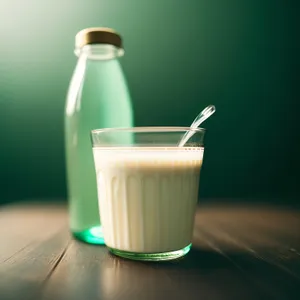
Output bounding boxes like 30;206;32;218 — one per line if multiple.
0;202;299;300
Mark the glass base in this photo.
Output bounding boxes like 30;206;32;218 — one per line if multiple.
72;225;105;245
108;244;191;261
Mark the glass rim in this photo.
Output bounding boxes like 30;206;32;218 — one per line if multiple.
91;126;206;134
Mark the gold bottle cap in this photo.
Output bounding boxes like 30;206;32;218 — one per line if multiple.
75;27;123;49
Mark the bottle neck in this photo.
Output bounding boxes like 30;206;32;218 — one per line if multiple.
75;44;124;60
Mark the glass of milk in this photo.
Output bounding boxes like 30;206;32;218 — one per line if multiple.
91;127;205;261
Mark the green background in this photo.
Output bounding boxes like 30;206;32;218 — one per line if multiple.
0;0;299;205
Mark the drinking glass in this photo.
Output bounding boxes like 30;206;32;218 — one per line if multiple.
91;127;205;261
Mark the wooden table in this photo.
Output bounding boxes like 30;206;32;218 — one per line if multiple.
0;202;300;300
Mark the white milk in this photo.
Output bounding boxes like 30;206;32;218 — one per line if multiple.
93;147;204;253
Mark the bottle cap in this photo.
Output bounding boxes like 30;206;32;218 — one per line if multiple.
75;27;123;49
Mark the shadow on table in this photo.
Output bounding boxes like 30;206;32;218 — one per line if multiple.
99;245;300;299
141;247;235;269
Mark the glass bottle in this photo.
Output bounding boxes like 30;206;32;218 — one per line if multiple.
65;28;134;244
